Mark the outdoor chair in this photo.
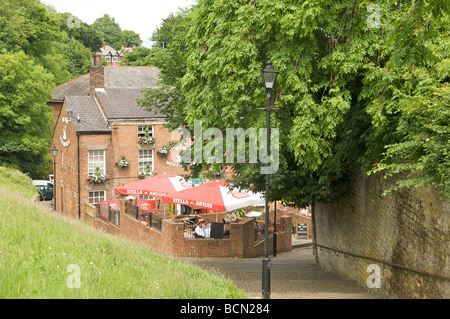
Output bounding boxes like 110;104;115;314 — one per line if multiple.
210;222;224;239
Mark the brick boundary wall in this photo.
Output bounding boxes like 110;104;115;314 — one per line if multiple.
91;199;292;258
314;169;449;299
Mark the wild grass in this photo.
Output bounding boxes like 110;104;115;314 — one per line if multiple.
0;167;247;299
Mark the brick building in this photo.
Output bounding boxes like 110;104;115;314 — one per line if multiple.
51;52;191;219
101;45;134;66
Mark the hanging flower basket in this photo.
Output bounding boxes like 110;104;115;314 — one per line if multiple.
208;166;223;179
88;167;109;185
116;156;129;169
158;147;168;157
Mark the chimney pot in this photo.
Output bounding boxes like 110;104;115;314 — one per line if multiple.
92;52;102;67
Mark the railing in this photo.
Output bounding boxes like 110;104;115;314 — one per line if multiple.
125;200;162;231
125;200;139;220
183;220;196;239
97;202;120;227
145;213;163;231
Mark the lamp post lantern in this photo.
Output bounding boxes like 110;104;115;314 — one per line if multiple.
260;56;278;299
51;144;58;210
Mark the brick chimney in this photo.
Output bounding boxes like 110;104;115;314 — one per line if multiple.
90;52;104;95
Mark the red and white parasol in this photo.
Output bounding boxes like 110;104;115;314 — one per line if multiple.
115;173;192;197
161;180;264;212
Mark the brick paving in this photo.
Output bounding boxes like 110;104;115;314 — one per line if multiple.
186;244;387;299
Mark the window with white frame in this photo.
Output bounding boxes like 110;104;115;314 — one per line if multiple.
112;56;120;63
138;126;154;137
105;55;111;62
139;149;153;173
89;190;106;204
138;195;155;200
88;150;105;175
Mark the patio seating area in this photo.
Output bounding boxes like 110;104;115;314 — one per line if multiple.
89;198;292;258
87;174;293;257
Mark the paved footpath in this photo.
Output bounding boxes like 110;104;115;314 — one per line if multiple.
186;245;387;299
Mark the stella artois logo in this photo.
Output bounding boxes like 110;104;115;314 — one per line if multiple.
231;192;250;199
180;182;192;189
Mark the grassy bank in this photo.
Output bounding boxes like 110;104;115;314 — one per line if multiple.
0;167;247;299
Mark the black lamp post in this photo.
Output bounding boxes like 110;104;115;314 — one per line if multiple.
51;144;58;210
260;56;278;299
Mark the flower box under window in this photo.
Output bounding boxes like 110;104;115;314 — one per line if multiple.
88;167;109;185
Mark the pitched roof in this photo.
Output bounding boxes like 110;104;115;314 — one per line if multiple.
105;67;160;88
101;45;123;56
50;66;161;102
65;96;110;133
51;74;90;102
53;66;163;123
95;88;164;120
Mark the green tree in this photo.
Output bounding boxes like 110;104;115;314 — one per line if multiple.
138;8;193;129
39;47;73;86
0;1;93;86
151;9;191;50
142;0;357;206
0;0;61;58
122;30;142;48
54;12;103;51
140;0;450;204
92;14;124;49
359;0;450;198
122;46;152;66
0;50;54;174
56;36;92;79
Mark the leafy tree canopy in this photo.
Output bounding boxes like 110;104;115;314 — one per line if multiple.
92;14;124;50
140;0;449;204
0;50;54;174
0;0;102;176
92;14;143;50
138;7;193;135
122;30;143;48
54;12;103;51
122;46;153;66
0;0;61;58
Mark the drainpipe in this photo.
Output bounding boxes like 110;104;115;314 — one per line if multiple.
77;132;81;219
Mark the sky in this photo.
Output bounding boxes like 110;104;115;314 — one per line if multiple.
41;0;196;48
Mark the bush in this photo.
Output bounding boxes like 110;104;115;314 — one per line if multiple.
0;166;32;185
